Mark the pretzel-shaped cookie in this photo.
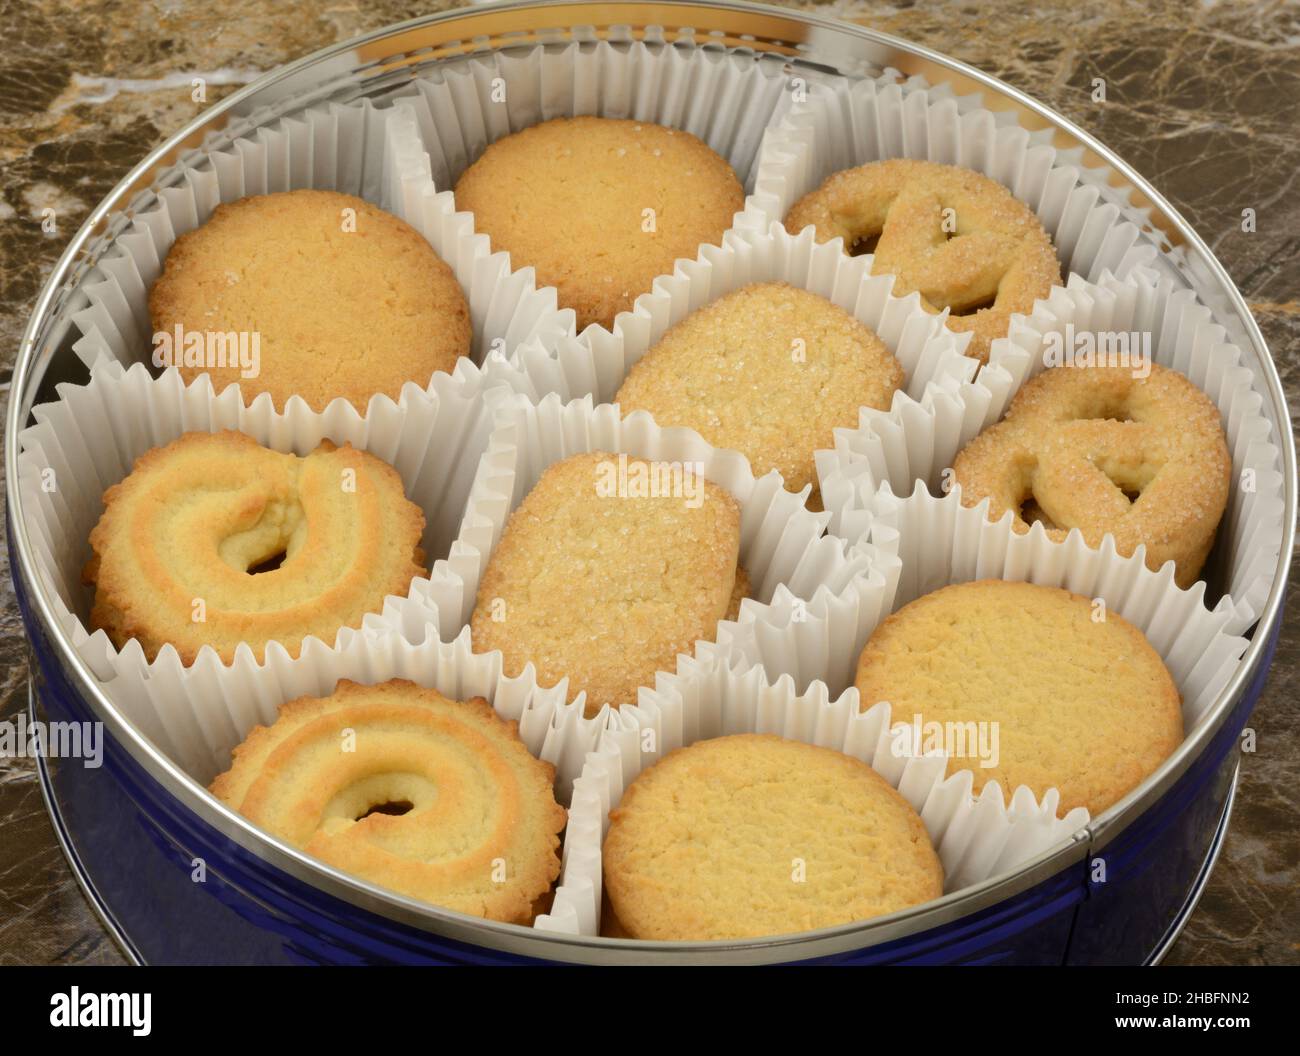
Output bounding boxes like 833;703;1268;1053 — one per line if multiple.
953;364;1231;588
785;159;1060;364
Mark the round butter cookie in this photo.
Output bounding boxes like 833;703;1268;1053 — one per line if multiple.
469;451;747;717
211;680;565;923
84;430;426;663
854;579;1184;815
785;159;1060;364
614;282;904;500
454;117;743;331
603;733;943;940
952;363;1231;588
149;189;471;412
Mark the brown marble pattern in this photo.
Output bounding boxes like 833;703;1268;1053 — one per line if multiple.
0;0;1295;965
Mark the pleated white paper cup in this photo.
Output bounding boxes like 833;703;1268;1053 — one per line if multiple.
506;220;974;409
744;73;1011;234
818;267;1286;633
858;482;1250;737
66;94;571;387
397;36;798;197
746;73;1166;281
537;643;1090;936
383;391;900;793
384;102;575;360
13;356;531;685
392;36;810;348
61;616;610;935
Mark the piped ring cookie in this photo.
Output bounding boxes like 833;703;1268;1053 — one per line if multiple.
211;680;566;923
614;281;904;502
952;363;1231;588
784;159;1060;364
149;189;471;412
603;734;943;940
469;451;747;717
454;117;744;331
85;430;427;663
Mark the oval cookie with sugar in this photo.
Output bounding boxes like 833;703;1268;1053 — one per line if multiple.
615;281;904;503
469;451;747;717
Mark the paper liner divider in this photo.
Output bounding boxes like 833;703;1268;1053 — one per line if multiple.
391;35;814;353
55;606;626;936
398;36;799;197
817;266;1286;634
13;358;536;685
744;73;1167;281
859;482;1249;731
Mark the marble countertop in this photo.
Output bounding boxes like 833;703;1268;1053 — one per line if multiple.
0;0;1295;965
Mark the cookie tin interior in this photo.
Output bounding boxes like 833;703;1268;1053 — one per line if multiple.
6;0;1295;964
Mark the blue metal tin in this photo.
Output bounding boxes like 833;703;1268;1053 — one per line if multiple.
6;1;1294;965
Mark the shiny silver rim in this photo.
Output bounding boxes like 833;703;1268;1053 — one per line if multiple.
1145;765;1238;967
5;0;1294;963
29;682;143;965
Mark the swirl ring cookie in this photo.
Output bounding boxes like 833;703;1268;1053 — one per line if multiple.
614;282;904;500
603;734;943;940
85;430;426;663
150;189;471;412
470;451;747;717
784;159;1060;364
211;680;565;923
854;580;1184;815
454;117;744;331
952;363;1231;588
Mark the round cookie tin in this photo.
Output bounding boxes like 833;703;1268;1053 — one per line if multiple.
6;0;1294;965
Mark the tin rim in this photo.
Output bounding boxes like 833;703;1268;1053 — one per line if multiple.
5;0;1294;964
